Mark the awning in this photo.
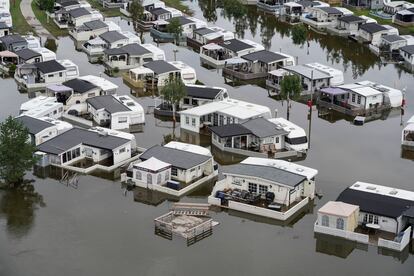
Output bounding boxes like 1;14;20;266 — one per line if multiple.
152;19;169;25
130;67;154;75
0;51;18;58
202;43;223;51
268;68;289;77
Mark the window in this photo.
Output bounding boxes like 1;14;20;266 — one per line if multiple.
227;117;231;125
351;93;355;102
219;115;224;126
171;167;177;176
157;174;161;184
119;147;126;153
136;171;142;180
275;137;279;143
357;95;361;104
374;216;379;224
165;170;170;181
147;174;152;184
118;117;127;123
183;98;190;104
59;72;63;77
87;93;95;98
248;183;257;193
48;74;54;78
336;218;344;230
192;118;196;126
258;185;268;194
185;116;189;125
192;99;198;106
53;110;57;114
322;215;329;227
232;179;241;186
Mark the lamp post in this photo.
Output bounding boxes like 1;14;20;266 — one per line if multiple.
173;49;179;61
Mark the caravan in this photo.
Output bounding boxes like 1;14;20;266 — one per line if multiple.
268;117;308;152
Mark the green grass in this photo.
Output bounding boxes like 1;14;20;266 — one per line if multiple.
350;8;414;35
163;0;193;15
31;2;68;37
86;0;122;17
9;0;34;34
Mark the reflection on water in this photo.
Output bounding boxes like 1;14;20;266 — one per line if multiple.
0;182;45;239
317;106;402;124
315;233;411;263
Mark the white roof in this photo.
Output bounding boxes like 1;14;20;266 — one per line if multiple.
79;75;118;92
360;15;377;23
384;1;406;7
140;43;165;60
339;83;383;97
39;117;73;132
350;181;414;201
268;117;306;138
318;201;359;217
335;7;353;15
268;68;290;77
121;31;141;44
241;157;318;180
164;141;212;156
225;57;247;65
284;2;302;7
20;96;56;112
22;102;63;118
135;157;171;171
129;66;154;75
114;94;144;113
180;98;271;120
401;35;414;45
89;126;136;141
87;37;105;45
407;115;414;124
105;20;122;32
241;39;265;51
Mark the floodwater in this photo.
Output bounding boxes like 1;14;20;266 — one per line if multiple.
1;1;414;275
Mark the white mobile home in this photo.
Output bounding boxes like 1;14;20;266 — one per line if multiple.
179;98;272;134
402;115;414;150
86;94;145;130
127;142;217;192
315;182;414;252
20;101;64;119
15;59;80;91
16;115;73;145
208;157;318;221
36;127;134;167
200;38;265;68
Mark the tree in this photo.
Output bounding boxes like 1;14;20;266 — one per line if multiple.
0;116;38;186
279;74;302;120
166;17;183;45
160;79;187;135
38;0;55;12
129;0;145;40
291;24;308;46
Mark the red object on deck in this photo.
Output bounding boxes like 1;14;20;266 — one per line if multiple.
307;100;312;108
402;99;406;107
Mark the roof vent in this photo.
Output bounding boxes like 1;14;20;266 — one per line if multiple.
389;190;398;195
296;168;304;172
366;186;376;190
354;183;360;187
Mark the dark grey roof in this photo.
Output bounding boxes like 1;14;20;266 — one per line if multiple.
296;0;313;7
167;16;194;25
143;60;178;74
63;78;98;93
359;23;387;34
150;7;170;16
86;95;130;114
219;39;253;53
140;145;211;170
194;27;216;36
318;7;342;15
16;115;54;135
337;188;414;219
209;124;252;138
400;45;414;55
68;7;90;18
338;15;365;23
60;0;79;7
15;48;41;60
242;50;287;64
223;164;306;188
37;127;130;155
382;34;405;43
184;85;222;100
0;34;26;45
0;22;9;29
83;20;107;30
35;60;66;74
99;31;127;43
242;117;288;138
104;43;151;56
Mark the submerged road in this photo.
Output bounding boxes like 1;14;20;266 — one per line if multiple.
20;0;54;43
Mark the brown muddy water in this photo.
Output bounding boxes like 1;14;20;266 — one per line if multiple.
0;1;414;275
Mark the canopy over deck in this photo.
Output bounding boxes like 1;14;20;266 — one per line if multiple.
320;87;349;95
